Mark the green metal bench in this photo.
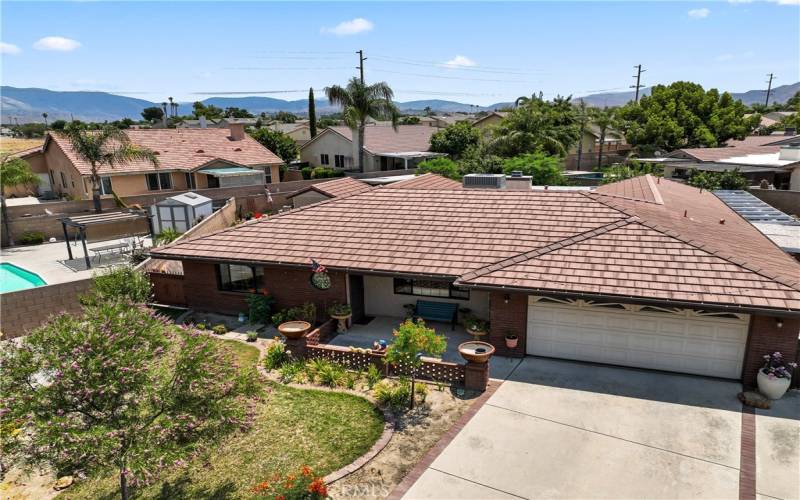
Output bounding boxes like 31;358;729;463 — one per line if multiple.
415;300;458;330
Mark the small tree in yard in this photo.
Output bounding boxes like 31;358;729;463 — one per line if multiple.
84;265;153;305
1;153;40;246
248;128;299;167
384;319;447;409
0;302;258;500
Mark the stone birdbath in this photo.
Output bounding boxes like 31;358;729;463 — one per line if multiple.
458;341;495;364
328;303;353;334
278;320;311;340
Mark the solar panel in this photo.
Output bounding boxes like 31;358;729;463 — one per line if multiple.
714;190;800;225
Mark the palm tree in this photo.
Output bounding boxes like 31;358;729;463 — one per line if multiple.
325;78;399;172
1;153;40;246
591;107;615;168
42;113;48;130
514;91;544;108
61;125;159;213
574;99;590;170
168;97;174;117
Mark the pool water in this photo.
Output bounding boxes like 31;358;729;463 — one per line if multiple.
0;263;47;293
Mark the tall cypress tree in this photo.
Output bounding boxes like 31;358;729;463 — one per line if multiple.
308;87;317;138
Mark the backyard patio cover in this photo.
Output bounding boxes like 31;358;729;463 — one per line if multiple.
59;210;153;269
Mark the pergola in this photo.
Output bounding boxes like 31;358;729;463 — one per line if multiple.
58;210;154;269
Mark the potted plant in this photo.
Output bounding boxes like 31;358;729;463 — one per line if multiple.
246;331;258;342
505;333;519;349
757;352;797;399
463;316;489;340
328;302;352;333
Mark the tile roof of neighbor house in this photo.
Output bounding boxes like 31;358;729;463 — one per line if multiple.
326;125;437;154
384;173;463;190
150;176;800;313
46;129;282;176
286;177;371;200
673;135;800;162
594;175;663;204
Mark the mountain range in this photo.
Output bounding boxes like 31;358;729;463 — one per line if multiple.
2;82;797;123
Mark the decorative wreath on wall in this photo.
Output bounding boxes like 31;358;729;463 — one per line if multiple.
309;259;331;290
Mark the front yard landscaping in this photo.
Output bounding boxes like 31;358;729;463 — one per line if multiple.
61;339;385;499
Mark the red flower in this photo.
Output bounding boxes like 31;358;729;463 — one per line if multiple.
308;478;328;496
301;465;312;477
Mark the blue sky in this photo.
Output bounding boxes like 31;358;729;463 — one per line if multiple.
1;1;798;105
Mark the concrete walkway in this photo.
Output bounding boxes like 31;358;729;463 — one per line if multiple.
402;357;800;500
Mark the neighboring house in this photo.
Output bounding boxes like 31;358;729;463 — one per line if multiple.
566;125;631;170
645;134;800;189
267;122;312;147
383;173;463;190
472;111;509;137
299;125;443;173
286;177;371;208
19;124;283;200
429;114;476;128
151;175;800;385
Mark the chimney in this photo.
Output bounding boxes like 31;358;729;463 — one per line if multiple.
229;123;245;141
199;115;207;129
505;171;532;191
785;127;796;136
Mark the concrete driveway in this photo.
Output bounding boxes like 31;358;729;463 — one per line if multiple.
402;357;800;500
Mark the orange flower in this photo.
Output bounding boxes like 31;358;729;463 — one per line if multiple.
308;478;328;496
251;480;270;493
301;465;313;477
276;495;285;500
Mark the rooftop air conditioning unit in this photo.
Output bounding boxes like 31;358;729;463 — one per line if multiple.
463;174;506;189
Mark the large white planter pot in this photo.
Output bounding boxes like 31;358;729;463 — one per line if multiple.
757;370;791;400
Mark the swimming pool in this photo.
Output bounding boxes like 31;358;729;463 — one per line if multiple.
0;263;47;293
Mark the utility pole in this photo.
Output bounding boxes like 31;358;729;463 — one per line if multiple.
356;50;366;84
630;64;646;103
765;73;775;107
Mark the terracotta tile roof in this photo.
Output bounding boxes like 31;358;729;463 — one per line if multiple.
286;177;371;200
150;176;800;312
152;189;627;277
594;174;663;204
459;222;800;310
385;173;463;190
673;135;799;162
47;129;282;176
327;126;436;154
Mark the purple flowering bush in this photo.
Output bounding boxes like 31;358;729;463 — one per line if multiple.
760;351;798;380
0;301;259;500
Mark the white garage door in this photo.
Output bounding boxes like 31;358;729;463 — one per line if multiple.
526;297;750;379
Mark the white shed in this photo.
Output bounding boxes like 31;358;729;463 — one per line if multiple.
151;192;213;233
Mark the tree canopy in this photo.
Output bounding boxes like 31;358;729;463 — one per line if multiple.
248;128;299;166
502;152;566;185
687;168;749;191
192;102;224;120
487;95;580;157
141;106;164;123
615;81;760;153
429;121;481;158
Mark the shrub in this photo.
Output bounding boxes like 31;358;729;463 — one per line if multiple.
373;379;412;410
274;302;317;325
415;382;429;403
311;166;344;179
85;266;152;305
277;360;305;383
365;364;382;389
155;227;182;245
195;322;206;330
502;152;566;186
345;372;357;390
300;166;313;180
416;157;460;180
251;465;328;499
246;293;276;324
246;331;258;342
18;231;45;245
212;324;227;335
263;341;289;370
304;358;345;387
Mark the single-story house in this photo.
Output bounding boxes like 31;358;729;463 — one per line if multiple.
267;122;313;147
645;134;800;189
286;177;371;208
150;175;800;386
299;125;443;173
472;111;509;136
19;124;283;200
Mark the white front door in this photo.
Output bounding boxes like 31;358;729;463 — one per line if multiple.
526;297;749;379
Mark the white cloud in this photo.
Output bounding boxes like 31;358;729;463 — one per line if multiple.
0;42;21;54
33;36;81;52
688;7;710;18
442;55;477;68
321;18;373;36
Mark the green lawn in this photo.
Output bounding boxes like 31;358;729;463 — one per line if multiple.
63;340;384;499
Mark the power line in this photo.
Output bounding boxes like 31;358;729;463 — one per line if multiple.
371;67;528;83
630;64;646;102
225;67;354;71
765;73;775;106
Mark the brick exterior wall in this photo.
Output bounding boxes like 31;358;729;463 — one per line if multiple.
180;261;347;321
741;315;800;387
488;291;527;358
149;272;186;306
0;279;92;339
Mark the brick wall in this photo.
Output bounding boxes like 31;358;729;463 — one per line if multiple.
488;291;527;357
3;214;150;246
150;273;186;306
180;262;347;320
0;279;92;339
741;315;800;387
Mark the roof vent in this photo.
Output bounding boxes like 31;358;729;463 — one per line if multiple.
234;147;242;152
462;174;506;189
196;149;204;153
153;151;160;155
